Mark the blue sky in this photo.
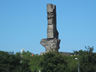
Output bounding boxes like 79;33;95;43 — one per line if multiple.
0;0;96;54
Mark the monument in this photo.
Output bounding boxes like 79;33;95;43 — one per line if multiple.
40;4;60;53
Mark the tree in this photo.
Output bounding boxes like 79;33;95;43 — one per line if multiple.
74;46;96;72
0;51;20;72
40;52;68;72
0;51;32;72
29;55;42;72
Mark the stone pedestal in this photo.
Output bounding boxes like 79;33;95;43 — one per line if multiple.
40;38;60;52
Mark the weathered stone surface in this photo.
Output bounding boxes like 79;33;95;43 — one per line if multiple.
40;38;60;52
40;4;60;53
47;4;58;39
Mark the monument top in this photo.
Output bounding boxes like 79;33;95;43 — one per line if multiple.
47;4;58;39
47;4;56;12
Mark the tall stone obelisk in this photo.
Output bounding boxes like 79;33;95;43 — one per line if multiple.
40;4;60;52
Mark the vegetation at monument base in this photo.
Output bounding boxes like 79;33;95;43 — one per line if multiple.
0;46;96;72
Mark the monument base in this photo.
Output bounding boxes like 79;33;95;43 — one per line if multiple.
40;38;60;53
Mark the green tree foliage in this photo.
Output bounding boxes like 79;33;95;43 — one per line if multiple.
0;51;20;72
0;51;32;72
74;46;96;72
0;46;96;72
40;52;68;72
65;55;78;72
18;51;32;72
29;55;42;72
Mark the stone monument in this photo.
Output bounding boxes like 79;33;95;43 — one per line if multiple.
40;4;60;53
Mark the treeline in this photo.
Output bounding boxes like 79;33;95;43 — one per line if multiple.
0;46;96;72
